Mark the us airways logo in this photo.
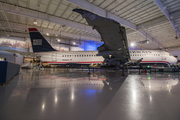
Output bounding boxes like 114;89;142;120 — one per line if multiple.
62;59;72;61
130;51;152;53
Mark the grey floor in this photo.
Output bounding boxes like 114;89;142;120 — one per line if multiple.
0;68;180;120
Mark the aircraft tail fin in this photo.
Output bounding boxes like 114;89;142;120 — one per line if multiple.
28;28;56;52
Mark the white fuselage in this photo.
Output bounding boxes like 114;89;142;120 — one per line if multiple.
36;50;177;66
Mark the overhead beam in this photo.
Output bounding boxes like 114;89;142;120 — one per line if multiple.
67;0;164;48
127;16;168;34
0;21;101;41
137;16;168;30
67;0;136;30
0;3;93;32
170;11;180;20
154;0;180;38
0;3;14;35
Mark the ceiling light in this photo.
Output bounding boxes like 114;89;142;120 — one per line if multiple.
73;42;76;45
55;34;58;36
57;39;60;42
46;33;49;36
33;20;37;25
146;40;149;44
130;43;135;47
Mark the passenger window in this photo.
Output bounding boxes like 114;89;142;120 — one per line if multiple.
65;55;66;57
62;55;64;57
82;55;83;57
70;55;71;57
67;55;69;57
77;55;78;57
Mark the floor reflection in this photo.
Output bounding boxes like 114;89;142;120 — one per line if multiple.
0;69;127;120
1;69;180;120
140;73;179;91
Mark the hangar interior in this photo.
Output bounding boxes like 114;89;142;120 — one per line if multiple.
1;0;180;120
0;0;180;58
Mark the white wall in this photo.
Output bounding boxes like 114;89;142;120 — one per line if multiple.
0;51;24;65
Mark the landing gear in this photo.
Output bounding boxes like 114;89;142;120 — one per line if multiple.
33;56;44;71
121;65;125;76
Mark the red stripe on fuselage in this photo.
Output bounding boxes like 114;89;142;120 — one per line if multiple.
44;61;170;64
141;61;170;65
44;61;103;64
28;28;38;32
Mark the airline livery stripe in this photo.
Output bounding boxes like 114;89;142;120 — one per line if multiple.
45;61;170;64
28;28;38;32
141;61;170;65
142;78;171;80
45;61;103;63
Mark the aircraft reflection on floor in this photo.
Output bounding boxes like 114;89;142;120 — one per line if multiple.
16;69;127;120
20;69;127;87
2;69;180;119
139;73;179;91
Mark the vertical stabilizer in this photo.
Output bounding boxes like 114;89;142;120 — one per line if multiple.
28;28;56;52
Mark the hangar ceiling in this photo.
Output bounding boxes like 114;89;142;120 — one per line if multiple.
0;0;179;50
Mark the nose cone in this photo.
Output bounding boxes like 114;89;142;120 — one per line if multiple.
174;57;178;64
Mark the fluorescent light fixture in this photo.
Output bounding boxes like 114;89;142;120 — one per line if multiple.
33;20;37;25
46;33;49;36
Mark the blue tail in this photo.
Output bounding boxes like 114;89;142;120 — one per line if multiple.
28;28;56;52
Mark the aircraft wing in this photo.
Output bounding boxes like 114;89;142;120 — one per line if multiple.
3;49;40;57
73;9;130;65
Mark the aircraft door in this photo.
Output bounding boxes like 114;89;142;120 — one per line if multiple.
161;54;166;60
52;53;57;61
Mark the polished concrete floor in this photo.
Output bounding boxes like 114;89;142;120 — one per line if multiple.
0;68;180;120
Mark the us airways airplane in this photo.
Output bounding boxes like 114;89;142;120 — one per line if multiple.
38;50;177;67
3;9;177;67
4;28;177;67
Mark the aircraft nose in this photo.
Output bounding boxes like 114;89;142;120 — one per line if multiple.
174;57;178;64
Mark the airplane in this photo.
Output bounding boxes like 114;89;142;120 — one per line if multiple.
4;28;177;67
3;9;177;67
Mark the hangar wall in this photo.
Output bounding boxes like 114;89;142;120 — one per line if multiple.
0;37;103;52
169;49;180;61
0;51;24;65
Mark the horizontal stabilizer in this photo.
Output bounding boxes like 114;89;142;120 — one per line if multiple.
3;49;40;57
